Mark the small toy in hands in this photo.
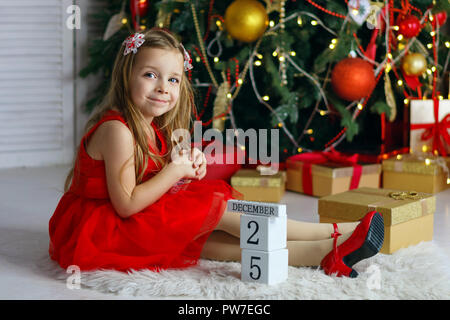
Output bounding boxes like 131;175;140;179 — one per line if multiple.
169;148;206;194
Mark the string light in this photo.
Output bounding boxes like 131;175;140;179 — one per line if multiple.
357;103;364;110
262;95;270;101
121;18;128;24
431;66;436;72
404;98;409;104
397;80;403;86
397;34;404;41
254;60;262;66
297;147;303;153
272;51;278;57
427;69;432;75
213;57;219;63
392;25;399;31
319;110;328;116
445;41;450;48
425;158;431;166
311;20;318;26
427;43;433;49
289;51;296;56
237;78;243;85
305;128;313;134
422;145;428;152
385;63;392;73
297;16;303;26
396;154;403;160
269;20;275;27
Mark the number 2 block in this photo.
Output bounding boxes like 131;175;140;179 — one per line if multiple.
240;213;287;252
241;248;288;285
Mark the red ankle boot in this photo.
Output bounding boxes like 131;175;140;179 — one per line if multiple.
320;211;384;278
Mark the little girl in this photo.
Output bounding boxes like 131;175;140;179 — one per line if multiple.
49;28;384;278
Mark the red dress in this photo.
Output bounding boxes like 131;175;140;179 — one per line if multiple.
48;110;241;272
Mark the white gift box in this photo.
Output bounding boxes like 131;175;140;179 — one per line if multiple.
410;99;450;155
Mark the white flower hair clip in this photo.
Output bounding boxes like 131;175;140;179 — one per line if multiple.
123;33;145;56
180;43;193;71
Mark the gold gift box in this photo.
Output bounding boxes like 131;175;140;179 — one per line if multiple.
231;168;286;203
318;187;436;254
286;159;381;197
382;154;450;194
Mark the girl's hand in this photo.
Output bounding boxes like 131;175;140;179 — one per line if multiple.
190;148;207;180
170;148;198;179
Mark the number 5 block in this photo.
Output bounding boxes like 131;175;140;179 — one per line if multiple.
240;213;287;252
241;248;288;285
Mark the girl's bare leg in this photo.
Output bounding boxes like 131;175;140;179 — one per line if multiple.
201;230;353;267
215;210;359;241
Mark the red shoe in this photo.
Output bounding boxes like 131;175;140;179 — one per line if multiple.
320;211;384;278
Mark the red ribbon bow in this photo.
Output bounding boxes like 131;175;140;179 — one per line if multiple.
410;98;450;156
287;148;363;196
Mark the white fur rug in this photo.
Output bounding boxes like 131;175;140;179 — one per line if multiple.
42;242;450;299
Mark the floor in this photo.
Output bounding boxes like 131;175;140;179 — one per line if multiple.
0;165;449;299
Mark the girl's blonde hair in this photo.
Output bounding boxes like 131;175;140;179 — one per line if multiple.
64;28;195;192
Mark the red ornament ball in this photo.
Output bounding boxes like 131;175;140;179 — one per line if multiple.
432;11;448;28
331;58;376;101
398;15;422;38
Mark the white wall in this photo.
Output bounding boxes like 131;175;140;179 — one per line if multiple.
0;0;75;168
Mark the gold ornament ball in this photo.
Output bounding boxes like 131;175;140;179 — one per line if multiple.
402;53;427;76
224;0;269;43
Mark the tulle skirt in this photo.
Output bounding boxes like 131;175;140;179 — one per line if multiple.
49;179;240;272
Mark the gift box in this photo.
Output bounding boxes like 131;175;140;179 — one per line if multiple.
230;167;286;203
192;139;245;182
410;98;450;156
285;150;381;197
318;187;436;254
382;154;450;194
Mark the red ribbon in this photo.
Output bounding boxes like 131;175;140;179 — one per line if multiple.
410;98;450;156
287;148;363;195
401;69;422;91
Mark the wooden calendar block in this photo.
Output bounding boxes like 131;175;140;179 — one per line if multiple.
240;213;287;251
227;199;286;217
241;248;288;285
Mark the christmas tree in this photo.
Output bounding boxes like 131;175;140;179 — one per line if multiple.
80;0;450;162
